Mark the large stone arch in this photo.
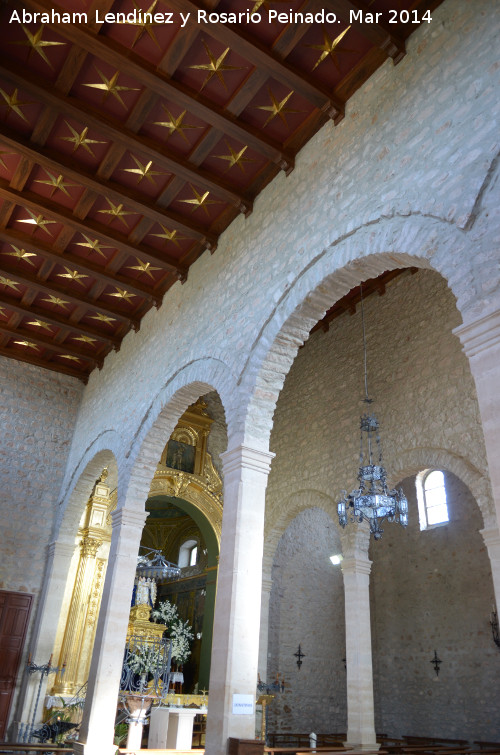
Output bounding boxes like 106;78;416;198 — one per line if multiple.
235;214;470;449
54;438;120;542
123;357;237;508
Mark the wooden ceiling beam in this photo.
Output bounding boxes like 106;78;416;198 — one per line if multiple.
11;4;295;172
0;179;192;279
0;123;207;269
167;0;345;120
0;292;121;346
0;226;160;304
0;261;140;326
0;321;101;366
0;59;251;220
316;0;406;62
0;346;89;380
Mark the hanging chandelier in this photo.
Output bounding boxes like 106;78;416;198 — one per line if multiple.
136;547;181;580
337;283;408;540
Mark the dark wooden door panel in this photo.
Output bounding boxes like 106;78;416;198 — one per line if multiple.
0;591;32;740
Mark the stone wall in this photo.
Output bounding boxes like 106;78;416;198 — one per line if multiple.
264;269;497;738
371;472;499;739
0;357;83;597
267;507;346;737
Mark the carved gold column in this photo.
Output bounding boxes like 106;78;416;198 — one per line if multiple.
53;471;112;696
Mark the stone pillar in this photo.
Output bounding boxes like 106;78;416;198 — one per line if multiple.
73;507;148;755
258;576;273;680
204;444;274;755
454;308;500;601
340;525;378;749
481;527;500;609
13;537;76;733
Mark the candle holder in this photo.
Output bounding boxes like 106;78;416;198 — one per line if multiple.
23;655;64;743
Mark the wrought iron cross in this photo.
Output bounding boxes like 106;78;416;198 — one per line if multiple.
294;644;305;670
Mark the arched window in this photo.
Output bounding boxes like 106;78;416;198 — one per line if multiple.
178;539;198;568
416;470;449;529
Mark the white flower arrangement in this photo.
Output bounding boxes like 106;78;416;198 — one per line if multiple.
151;600;194;665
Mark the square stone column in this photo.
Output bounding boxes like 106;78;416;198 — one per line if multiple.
454;308;500;604
74;507;148;755
13;538;76;733
204;444;274;755
341;526;378;750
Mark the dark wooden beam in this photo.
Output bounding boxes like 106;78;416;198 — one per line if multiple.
0;292;121;346
10;4;295;172
0;345;90;379
317;0;406;63
0;179;191;279
0;121;223;250
0;226;160;305
166;0;345;121
0;321;101;366
0;260;140;326
0;58;249;225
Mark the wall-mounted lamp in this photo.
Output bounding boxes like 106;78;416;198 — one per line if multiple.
490;608;500;649
430;650;442;677
329;554;343;565
294;645;305;670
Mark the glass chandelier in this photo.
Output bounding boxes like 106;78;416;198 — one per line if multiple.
337;283;408;540
136;547;181;580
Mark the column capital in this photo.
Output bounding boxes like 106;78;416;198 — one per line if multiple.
110;507;148;531
221;444;275;477
342;555;372;577
453;308;500;358
47;539;76;560
481;526;500;552
340;522;371;560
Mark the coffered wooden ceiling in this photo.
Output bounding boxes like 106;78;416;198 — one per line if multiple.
0;0;441;380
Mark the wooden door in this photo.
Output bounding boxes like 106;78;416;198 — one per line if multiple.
0;591;32;740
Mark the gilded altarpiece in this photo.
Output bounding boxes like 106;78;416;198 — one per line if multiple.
52;472;114;696
51;400;223;698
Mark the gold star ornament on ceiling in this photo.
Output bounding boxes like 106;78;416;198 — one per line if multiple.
106;287;136;304
60;354;81;362
83;68;140;109
98;199;135;228
128;0;163;48
306;26;354;72
72;334;97;345
18;210;57;236
27;319;52;332
127;258;162;279
257;88;302;128
153;106;203;143
74;235;113;259
0;275;20;292
10;25;65;68
14;339;38;350
60;122;106;157
3;246;36;265
56;267;88;286
189;42;245;91
0;87;32;123
0;305;7;317
34;170;78;197
122;155;165;184
179;186;221;216
214;143;253;173
90;312;116;324
42;294;69;309
149;225;187;247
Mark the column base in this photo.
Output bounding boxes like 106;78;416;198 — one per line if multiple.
344;741;381;751
73;740;117;755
